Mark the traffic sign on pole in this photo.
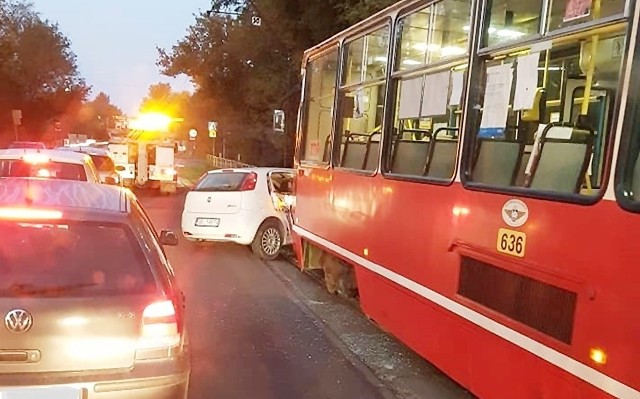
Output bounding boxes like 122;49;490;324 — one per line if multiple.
273;110;285;132
251;16;262;26
189;129;198;140
208;121;218;138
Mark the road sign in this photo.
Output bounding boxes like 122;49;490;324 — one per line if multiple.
189;129;198;140
273;110;285;132
208;121;218;138
251;16;262;26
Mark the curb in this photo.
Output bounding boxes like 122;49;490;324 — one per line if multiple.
265;259;398;399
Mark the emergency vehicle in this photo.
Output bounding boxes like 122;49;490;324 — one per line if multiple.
108;113;179;194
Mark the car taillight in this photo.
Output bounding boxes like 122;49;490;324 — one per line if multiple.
240;172;258;191
138;300;181;350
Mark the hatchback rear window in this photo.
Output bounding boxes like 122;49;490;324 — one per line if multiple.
0;221;156;297
195;172;249;192
89;154;115;172
0;160;87;181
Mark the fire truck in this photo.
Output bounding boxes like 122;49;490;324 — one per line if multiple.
108;113;179;194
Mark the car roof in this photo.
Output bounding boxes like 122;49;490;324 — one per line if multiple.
55;146;111;157
0;178;130;214
0;148;91;164
207;167;295;176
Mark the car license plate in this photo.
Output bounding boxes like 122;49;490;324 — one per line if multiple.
195;218;220;227
1;387;81;398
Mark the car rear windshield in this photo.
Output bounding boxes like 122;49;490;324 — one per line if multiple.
89;154;115;172
0;160;87;181
0;221;157;297
194;172;248;192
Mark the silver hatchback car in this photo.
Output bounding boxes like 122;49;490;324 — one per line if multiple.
0;178;189;398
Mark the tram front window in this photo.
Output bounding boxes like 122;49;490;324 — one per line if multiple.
300;47;339;164
467;26;627;197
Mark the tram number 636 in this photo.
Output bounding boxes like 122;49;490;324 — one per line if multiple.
497;228;526;258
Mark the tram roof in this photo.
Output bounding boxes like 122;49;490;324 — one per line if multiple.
303;0;427;58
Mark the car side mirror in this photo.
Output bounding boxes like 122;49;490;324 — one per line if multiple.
104;176;118;185
160;230;179;246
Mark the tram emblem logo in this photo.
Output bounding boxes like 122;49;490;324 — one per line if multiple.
502;199;529;228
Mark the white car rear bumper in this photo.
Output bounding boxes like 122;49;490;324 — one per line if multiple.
181;210;262;245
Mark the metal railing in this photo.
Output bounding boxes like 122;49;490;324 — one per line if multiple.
206;155;253;169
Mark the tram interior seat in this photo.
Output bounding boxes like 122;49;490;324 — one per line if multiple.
472;139;524;186
323;136;331;162
341;132;380;170
365;136;381;171
426;128;459;179
528;126;594;193
515;148;532;187
390;139;431;175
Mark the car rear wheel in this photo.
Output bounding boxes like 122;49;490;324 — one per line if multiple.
251;220;282;260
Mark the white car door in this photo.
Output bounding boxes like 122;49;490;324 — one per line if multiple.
266;170;295;243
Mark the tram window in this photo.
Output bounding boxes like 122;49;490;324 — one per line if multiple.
336;26;390;171
336;84;386;171
343;28;389;86
386;69;465;179
397;0;471;70
547;0;626;32
300;48;339;164
485;0;543;48
430;0;472;63
386;0;471;180
467;28;626;197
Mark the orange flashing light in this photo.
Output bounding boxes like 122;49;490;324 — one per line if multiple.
22;153;50;164
590;348;607;365
0;208;63;220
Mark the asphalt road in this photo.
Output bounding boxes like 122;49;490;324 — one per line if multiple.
139;190;388;399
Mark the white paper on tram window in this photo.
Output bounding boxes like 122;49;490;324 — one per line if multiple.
398;76;423;119
449;70;465;107
421;71;450;117
514;53;541;111
480;64;513;129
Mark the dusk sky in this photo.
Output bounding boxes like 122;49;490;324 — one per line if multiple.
32;0;212;114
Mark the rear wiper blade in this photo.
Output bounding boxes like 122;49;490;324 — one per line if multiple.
8;283;97;296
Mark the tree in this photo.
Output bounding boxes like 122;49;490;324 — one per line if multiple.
158;0;395;166
0;0;87;143
71;92;123;140
139;83;191;118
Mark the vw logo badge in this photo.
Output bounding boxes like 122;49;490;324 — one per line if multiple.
5;309;33;333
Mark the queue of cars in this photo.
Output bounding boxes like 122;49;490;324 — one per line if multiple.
0;143;190;398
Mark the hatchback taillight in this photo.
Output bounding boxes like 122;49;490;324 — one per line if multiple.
138;300;180;350
240;172;258;191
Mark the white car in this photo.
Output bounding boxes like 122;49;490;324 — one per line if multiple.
55;146;120;185
0;149;101;182
181;167;295;259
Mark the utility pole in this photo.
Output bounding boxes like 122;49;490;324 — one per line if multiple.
11;110;22;141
